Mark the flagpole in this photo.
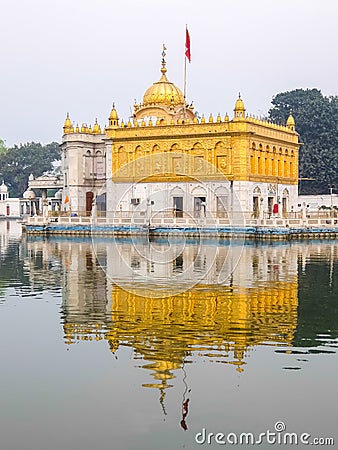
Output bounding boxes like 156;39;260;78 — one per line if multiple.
183;54;187;120
183;25;188;120
184;54;187;99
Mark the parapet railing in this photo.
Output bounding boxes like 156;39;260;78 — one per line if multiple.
23;210;338;229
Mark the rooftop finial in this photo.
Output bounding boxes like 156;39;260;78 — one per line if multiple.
161;44;167;74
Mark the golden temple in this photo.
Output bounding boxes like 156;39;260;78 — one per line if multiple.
61;46;300;217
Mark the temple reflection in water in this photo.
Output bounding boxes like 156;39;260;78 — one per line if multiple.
22;236;338;419
25;237;305;377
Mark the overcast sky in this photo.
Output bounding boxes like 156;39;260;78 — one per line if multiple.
1;0;337;146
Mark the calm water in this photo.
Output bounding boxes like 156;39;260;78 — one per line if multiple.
0;220;337;450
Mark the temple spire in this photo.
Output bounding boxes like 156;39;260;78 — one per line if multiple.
161;44;167;75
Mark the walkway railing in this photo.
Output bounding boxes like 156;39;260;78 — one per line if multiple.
24;209;338;229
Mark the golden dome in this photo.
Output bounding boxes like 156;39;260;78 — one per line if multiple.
142;64;185;107
132;46;196;124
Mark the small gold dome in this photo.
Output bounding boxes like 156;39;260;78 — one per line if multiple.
63;112;71;127
93;119;100;134
108;103;119;127
234;93;245;112
142;71;185;107
109;103;118;120
234;93;246;119
63;113;73;134
286;112;295;128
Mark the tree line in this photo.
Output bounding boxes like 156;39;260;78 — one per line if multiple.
0;88;338;197
0;142;60;198
268;88;338;194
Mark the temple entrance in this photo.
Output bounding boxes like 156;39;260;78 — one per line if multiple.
268;197;274;218
194;196;206;217
282;197;288;217
173;196;183;218
86;191;94;216
253;196;259;218
282;189;289;218
216;195;228;218
96;193;106;217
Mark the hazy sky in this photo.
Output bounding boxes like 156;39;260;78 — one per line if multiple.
1;0;337;146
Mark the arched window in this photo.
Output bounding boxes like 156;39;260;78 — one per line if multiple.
84;150;92;179
170;143;179;152
95;150;105;179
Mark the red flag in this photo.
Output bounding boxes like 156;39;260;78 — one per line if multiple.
64;195;69;204
185;27;191;62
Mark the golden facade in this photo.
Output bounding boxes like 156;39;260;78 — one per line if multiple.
105;100;299;185
63;53;299;185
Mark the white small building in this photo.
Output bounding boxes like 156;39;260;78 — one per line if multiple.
0;181;21;218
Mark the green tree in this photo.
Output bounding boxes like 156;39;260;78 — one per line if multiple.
268;89;338;194
0;138;7;155
0;142;61;197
